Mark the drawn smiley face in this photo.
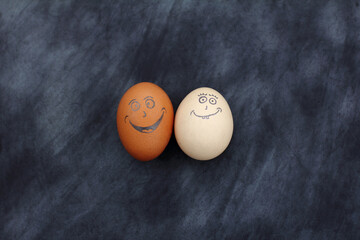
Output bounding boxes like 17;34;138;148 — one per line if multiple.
190;93;222;119
174;87;233;161
116;82;174;161
124;96;167;133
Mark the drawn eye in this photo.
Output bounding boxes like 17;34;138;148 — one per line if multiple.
209;98;217;105
199;96;207;104
145;99;155;109
131;101;140;111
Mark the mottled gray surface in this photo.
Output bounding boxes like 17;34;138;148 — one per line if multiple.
1;0;360;239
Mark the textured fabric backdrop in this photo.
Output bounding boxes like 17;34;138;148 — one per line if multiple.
1;1;360;239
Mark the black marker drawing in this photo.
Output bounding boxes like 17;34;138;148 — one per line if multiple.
208;94;218;99
199;96;207;103
209;98;217;105
191;94;221;119
130;100;140;111
145;98;155;109
190;107;222;119
125;105;166;133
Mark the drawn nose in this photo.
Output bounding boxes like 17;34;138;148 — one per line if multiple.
205;105;208;110
143;111;146;118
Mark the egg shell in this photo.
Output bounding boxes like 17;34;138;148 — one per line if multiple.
174;87;233;160
116;82;174;161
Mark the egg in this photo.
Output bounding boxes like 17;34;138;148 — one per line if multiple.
174;87;233;161
116;82;174;161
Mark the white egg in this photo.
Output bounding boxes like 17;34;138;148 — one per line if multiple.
174;87;233;160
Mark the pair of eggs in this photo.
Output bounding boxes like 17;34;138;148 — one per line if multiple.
116;82;233;161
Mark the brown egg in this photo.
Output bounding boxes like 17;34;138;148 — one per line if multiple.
116;82;174;161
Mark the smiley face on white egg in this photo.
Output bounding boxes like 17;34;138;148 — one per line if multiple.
174;87;233;160
190;93;222;119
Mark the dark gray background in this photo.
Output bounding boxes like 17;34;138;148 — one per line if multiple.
1;1;360;239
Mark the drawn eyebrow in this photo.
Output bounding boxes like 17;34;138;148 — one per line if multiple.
198;93;208;96
128;99;136;105
209;94;218;99
144;96;153;100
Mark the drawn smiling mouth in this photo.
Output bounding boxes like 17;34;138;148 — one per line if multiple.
190;107;222;119
125;108;166;133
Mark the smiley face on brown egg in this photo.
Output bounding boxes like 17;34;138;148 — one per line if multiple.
124;96;167;134
117;82;174;161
